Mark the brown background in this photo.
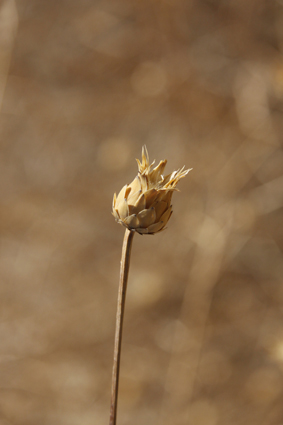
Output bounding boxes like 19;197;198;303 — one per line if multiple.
1;0;283;424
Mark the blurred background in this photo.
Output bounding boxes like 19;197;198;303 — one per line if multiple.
1;0;283;424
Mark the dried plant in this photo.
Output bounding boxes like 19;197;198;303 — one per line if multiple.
109;146;191;425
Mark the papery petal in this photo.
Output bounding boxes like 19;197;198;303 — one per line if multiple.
116;184;128;206
112;208;119;220
128;176;141;194
112;193;117;209
125;186;131;199
163;167;192;189
148;160;167;185
118;198;129;219
136;145;155;174
137;207;156;228
129;193;146;215
160;206;172;225
144;189;158;208
139;174;148;192
159;190;173;205
136;227;148;234
152;200;168;221
147;221;165;233
127;189;142;207
123;214;140;229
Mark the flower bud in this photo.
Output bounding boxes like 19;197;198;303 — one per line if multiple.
112;146;191;234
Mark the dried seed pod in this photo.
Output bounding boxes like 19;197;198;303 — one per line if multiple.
112;146;192;235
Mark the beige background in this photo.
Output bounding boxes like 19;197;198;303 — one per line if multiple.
1;0;283;424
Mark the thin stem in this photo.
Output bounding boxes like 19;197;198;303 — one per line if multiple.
109;228;135;425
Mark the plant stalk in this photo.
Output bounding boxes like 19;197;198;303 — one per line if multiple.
109;228;135;425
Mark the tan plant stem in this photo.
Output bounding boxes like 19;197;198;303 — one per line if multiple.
109;228;135;425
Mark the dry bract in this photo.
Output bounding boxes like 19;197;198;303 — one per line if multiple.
112;146;191;234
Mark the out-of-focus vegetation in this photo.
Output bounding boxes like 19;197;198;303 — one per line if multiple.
0;0;283;424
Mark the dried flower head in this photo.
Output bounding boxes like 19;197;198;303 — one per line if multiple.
112;146;192;235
